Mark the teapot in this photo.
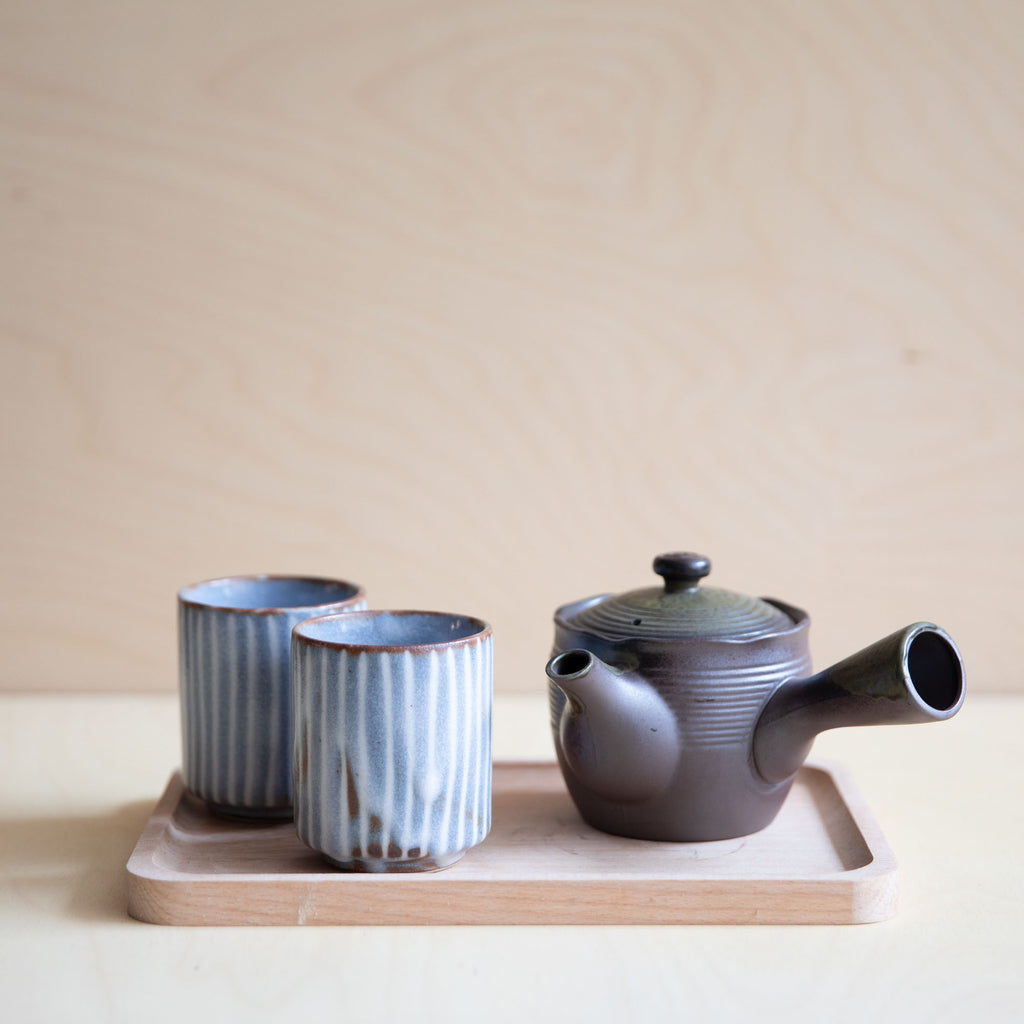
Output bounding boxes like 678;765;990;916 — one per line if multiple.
545;552;965;841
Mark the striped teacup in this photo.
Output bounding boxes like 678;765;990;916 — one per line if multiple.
177;575;366;818
292;610;493;872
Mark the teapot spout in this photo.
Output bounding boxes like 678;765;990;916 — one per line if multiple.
752;623;965;784
546;649;679;803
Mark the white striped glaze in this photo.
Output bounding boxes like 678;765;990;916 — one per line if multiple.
178;590;366;817
292;631;493;871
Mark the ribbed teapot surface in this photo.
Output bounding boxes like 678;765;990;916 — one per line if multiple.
561;552;796;642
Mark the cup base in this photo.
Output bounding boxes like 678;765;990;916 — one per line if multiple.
320;850;466;873
205;799;293;823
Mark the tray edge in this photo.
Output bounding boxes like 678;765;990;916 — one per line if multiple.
126;761;899;926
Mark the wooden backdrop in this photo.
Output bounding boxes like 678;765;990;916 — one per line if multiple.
2;0;1021;694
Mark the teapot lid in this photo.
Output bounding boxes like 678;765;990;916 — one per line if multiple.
564;552;796;642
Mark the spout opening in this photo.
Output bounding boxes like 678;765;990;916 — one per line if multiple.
548;649;594;679
906;629;964;713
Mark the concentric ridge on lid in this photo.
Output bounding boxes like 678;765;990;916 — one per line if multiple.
562;553;796;642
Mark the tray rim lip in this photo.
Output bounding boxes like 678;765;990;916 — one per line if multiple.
125;759;899;925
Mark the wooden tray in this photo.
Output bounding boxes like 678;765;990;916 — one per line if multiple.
126;761;897;926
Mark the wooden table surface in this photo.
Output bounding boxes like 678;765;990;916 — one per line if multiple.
1;692;1021;1022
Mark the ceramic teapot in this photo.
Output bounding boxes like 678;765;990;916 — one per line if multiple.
545;552;965;841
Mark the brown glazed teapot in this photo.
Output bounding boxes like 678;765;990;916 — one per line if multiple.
545;552;965;841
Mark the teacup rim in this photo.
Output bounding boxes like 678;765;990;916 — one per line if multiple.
293;609;493;654
178;574;366;615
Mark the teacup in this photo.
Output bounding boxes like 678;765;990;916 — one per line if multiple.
292;610;493;871
178;574;366;818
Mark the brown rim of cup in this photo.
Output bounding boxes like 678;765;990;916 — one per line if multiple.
177;574;366;615
293;609;493;654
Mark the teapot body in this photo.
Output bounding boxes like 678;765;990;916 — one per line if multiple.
547;552;964;841
549;595;814;841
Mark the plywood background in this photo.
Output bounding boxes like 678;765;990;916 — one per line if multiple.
1;0;1021;694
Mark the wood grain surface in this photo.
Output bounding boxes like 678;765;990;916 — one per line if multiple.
1;1;1022;693
126;762;898;925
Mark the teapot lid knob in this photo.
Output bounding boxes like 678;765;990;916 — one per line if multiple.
653;552;711;593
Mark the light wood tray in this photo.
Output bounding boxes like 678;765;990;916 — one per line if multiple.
126;761;897;926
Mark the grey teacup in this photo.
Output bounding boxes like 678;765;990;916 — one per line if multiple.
178;575;366;818
292;610;493;872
